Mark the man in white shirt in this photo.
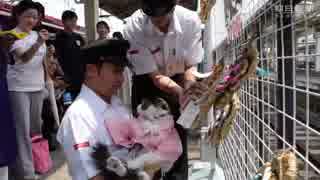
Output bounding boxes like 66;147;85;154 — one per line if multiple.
123;0;203;179
57;38;131;180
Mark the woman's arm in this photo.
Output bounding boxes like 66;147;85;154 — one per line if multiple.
13;41;43;63
12;29;49;63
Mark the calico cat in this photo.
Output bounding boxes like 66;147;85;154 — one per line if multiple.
92;97;182;180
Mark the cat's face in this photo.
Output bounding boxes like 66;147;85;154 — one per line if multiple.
106;156;127;177
137;98;171;122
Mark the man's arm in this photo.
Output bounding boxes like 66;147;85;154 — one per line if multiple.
149;71;183;97
184;66;197;89
183;66;209;101
90;174;105;180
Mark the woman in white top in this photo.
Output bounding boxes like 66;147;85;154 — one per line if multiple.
7;1;49;179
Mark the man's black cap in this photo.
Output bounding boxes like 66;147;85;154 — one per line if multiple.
81;38;131;67
142;0;176;17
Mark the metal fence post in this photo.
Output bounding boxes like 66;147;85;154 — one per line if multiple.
276;0;294;148
256;17;264;166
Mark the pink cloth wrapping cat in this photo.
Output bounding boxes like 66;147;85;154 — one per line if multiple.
105;115;182;167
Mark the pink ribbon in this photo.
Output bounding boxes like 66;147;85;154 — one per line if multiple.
105;116;182;162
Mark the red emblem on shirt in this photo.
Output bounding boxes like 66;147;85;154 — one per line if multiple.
73;142;90;150
151;47;161;54
129;49;139;55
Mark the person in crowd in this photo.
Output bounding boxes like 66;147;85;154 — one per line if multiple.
123;0;204;179
34;2;45;29
108;32;132;106
96;21;110;40
46;43;67;90
42;42;67;151
57;38;131;180
55;10;85;100
0;30;27;180
7;0;49;179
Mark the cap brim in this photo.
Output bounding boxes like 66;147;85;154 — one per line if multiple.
106;57;133;68
87;56;132;68
0;30;28;39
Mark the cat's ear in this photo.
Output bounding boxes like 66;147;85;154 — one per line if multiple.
141;98;152;110
137;99;150;116
155;98;170;111
137;104;143;116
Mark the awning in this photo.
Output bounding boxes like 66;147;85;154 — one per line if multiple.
0;2;85;33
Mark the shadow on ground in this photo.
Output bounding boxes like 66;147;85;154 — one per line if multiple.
40;146;70;180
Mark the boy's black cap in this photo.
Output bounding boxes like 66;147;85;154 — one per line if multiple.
142;0;176;17
81;38;131;67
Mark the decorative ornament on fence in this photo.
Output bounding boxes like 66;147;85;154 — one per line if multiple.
178;35;258;145
253;150;299;180
199;0;216;23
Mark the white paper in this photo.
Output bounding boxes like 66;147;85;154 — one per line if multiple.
191;70;213;79
177;101;200;129
192;162;212;170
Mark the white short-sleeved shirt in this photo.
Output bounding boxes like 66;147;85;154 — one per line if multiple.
57;85;131;180
123;5;204;77
7;29;46;92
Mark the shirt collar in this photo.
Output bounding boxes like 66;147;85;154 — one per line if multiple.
171;12;182;34
145;11;182;36
79;85;121;114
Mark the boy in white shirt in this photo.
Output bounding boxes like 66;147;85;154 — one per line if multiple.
57;38;132;180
